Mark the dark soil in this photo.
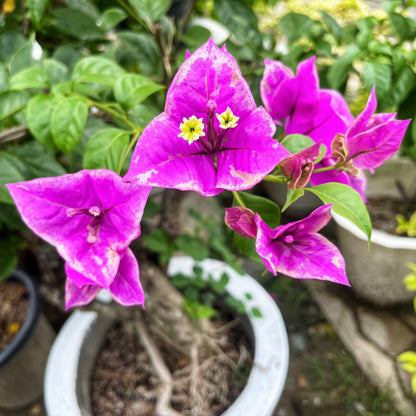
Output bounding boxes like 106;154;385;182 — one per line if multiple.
0;280;29;354
91;314;253;416
366;196;410;235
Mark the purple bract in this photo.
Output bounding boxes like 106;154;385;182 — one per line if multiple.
7;169;151;307
125;39;289;197
225;204;349;285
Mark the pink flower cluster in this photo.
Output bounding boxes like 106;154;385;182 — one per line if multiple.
6;40;411;308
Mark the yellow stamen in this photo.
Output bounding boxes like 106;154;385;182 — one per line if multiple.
178;115;205;144
217;107;239;129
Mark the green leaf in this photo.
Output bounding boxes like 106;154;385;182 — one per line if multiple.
171;273;191;289
388;12;411;42
53;44;83;70
51;96;89;153
363;61;392;100
210;272;230;294
217;0;261;47
174;234;209;262
282;188;305;212
144;229;173;263
0;90;28;121
72;56;126;87
0;203;24;230
44;59;69;86
128;104;159;128
9;141;66;179
101;7;127;32
381;0;402;12
281;134;314;155
251;306;263;318
116;32;161;76
83;128;130;172
279;13;314;42
0;152;25;203
0;31;26;64
412;374;416;394
398;351;416;365
62;0;101;20
128;0;171;23
0;248;18;284
225;296;246;314
0;64;8;93
306;183;372;243
180;25;211;47
233;233;262;265
391;64;415;107
28;0;49;28
184;300;216;320
233;191;280;228
319;10;343;41
327;44;361;90
114;74;164;110
9;67;50;90
27;94;60;149
51;8;104;40
8;40;42;77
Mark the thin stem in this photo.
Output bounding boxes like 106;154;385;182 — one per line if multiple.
0;125;29;144
263;174;287;184
117;130;141;174
91;101;139;131
232;191;246;207
312;164;340;173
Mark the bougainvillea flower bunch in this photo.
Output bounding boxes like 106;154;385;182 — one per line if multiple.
125;39;290;197
5;39;411;309
7;170;150;309
225;204;348;285
260;57;410;200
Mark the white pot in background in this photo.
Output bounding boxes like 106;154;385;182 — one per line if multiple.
44;257;289;416
332;212;416;306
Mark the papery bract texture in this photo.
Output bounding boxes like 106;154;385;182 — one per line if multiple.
227;203;349;285
7;170;151;290
255;205;349;285
224;206;257;238
261;57;354;147
125;39;289;197
280;142;321;189
65;248;145;309
342;88;411;171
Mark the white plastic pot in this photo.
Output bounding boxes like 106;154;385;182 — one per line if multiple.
332;211;416;306
44;257;289;416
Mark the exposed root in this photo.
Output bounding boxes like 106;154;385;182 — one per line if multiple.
134;311;183;416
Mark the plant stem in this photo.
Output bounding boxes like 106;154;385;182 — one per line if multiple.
263;174;287;184
91;101;139;131
0;125;29;144
117;129;141;175
232;191;246;207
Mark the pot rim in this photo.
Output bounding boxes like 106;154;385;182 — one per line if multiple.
45;256;289;416
332;211;416;249
0;270;41;368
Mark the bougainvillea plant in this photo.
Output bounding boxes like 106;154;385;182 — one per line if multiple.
6;39;410;310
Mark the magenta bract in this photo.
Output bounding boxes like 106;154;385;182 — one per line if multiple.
255;205;349;285
6;170;150;303
261;57;354;149
65;248;145;310
343;88;411;171
226;204;349;286
280;142;321;189
125;39;289;197
224;206;257;238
